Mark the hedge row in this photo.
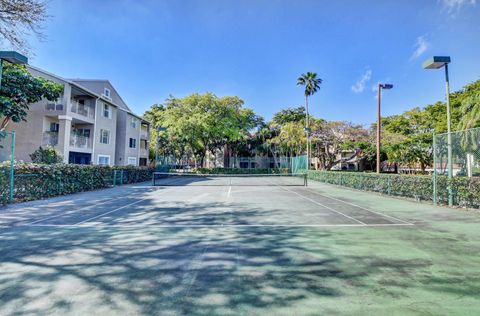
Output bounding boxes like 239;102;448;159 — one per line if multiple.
0;164;154;204
307;170;480;208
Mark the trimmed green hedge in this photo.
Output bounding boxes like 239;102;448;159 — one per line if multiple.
307;170;480;208
0;164;154;204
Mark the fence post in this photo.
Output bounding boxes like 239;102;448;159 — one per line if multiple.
9;131;15;203
120;170;124;185
113;170;117;186
432;133;437;206
387;175;391;195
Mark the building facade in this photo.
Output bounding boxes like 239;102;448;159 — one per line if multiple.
5;66;150;166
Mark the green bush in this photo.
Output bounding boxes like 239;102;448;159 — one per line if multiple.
307;170;480;208
0;163;155;204
30;146;63;164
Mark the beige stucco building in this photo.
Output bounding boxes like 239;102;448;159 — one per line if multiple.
4;66;150;166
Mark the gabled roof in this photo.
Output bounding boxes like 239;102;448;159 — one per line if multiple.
70;79;148;123
26;65;149;124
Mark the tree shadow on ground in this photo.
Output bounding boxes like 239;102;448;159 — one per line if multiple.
1;197;480;315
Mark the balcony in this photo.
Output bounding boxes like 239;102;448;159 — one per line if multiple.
45;103;64;111
70;101;95;119
140;127;149;139
43;131;59;146
140;148;148;157
69;134;92;149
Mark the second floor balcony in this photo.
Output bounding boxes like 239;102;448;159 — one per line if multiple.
70;101;95;120
69;134;92;149
42;131;59;146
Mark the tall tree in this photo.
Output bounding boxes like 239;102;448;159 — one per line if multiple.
297;72;322;165
0;63;62;132
0;0;48;52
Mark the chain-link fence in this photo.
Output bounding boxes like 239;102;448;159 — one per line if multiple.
0;131;15;204
433;127;480;208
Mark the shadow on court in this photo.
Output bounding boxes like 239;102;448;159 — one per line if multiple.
1;183;480;314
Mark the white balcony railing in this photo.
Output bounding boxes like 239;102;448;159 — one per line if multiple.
45;103;64;111
42;131;59;146
70;101;95;119
69;135;92;149
140;148;148;157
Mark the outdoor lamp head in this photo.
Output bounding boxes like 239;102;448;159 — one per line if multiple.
380;84;393;89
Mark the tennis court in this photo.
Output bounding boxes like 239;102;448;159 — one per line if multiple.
1;175;480;315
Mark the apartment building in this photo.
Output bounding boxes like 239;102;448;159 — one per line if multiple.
5;66;150;166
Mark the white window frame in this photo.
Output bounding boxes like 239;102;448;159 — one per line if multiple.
103;88;111;98
129;137;137;148
100;129;110;144
103;103;111;119
130;117;137;129
127;157;137;166
97;155;110;166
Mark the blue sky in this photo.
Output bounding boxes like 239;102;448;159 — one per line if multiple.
24;0;480;124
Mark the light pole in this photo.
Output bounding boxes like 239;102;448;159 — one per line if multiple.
0;51;28;87
376;83;393;174
422;56;453;206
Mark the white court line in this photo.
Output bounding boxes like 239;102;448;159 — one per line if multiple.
227;185;232;199
26;196;132;225
73;188;172;225
279;186;367;225
305;188;414;225
25;223;413;228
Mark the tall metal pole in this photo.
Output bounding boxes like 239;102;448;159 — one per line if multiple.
9;131;15;203
305;95;310;171
155;133;159;170
432;132;437;206
376;84;381;174
0;60;3;88
445;63;453;206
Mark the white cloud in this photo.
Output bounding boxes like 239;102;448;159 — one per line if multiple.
410;36;430;60
440;0;476;15
351;68;372;93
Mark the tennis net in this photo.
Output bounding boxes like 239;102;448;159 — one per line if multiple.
152;172;308;187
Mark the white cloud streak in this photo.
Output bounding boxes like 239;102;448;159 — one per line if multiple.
410;36;430;60
351;68;372;93
440;0;476;16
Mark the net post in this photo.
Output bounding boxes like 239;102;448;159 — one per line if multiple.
304;172;308;187
432;133;437;206
9;131;15;203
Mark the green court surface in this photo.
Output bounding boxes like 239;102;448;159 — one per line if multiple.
0;177;479;315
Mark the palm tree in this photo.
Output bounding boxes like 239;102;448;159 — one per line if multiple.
297;72;322;169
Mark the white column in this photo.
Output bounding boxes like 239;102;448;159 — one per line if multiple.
58;115;72;163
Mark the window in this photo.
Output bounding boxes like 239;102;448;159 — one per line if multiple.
130;117;137;129
100;129;110;144
127;157;137;166
104;88;111;98
50;122;59;132
73;128;90;138
103;103;111;118
97;155;110;165
129;138;137;148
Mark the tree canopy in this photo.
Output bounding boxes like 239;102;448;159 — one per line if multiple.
0;0;48;53
0;63;63;132
144;93;261;166
144;79;480;171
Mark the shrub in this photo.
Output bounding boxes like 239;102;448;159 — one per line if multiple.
30;146;63;164
307;170;480;208
0;163;155;204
